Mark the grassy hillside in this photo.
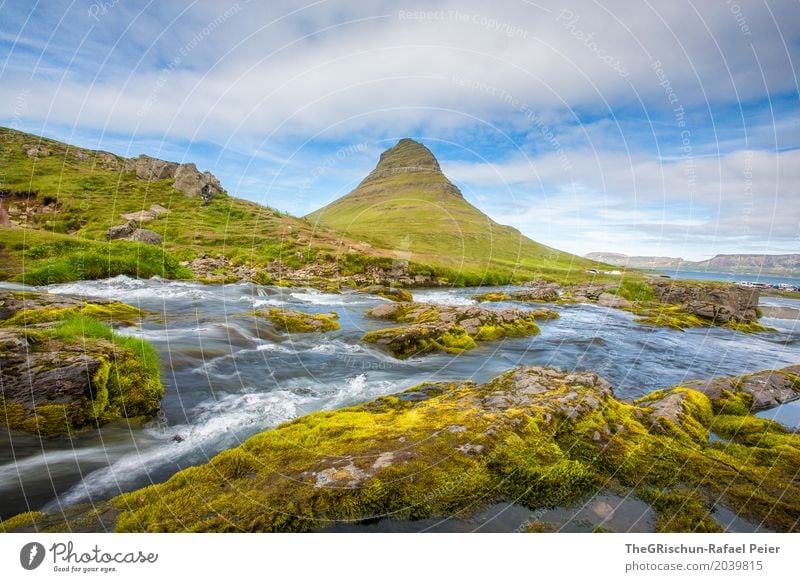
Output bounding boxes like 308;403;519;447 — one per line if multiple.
0;127;383;284
1;128;611;286
307;139;598;283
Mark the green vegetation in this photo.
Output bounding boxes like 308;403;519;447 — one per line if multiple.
0;511;47;533
471;292;510;302
0;297;144;327
362;301;555;358
11;366;799;533
627;303;775;333
0;293;163;437
249;308;340;333
307;139;608;285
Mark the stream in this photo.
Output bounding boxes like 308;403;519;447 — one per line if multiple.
1;275;799;528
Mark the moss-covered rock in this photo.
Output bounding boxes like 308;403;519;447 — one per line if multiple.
248;307;340;333
12;365;799;533
363;302;557;358
472;283;560;303
360;285;413;302
0;292;163;437
0;290;144;326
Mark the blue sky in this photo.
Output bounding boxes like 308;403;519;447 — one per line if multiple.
1;0;798;260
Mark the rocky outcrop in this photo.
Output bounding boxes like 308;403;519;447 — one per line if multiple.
360;285;413;302
186;254;260;284
125;155;224;201
128;228;162;246
249;308;340;333
106;219;161;246
680;366;800;411
173;163;224;200
597;292;632;309
106;219;139;240
363;301;558;358
128;155;178;181
11;365;800;533
568;283;607;302
650;280;759;324
22;144;50;159
473;282;560;303
0;291;163;437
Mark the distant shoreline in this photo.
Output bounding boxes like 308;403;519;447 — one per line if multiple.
648;269;800;288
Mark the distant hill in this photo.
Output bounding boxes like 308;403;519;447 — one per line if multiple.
586;251;800;276
307;139;595;283
0;126;380;283
584;252;687;269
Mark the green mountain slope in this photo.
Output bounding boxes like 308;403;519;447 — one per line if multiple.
307;139;594;282
0;127;379;284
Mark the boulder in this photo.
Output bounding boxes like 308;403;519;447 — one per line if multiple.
0;293;163;437
130;155;179;181
363;301;558;358
106;220;139;241
250;307;340;333
598;292;632;309
121;210;157;222
650;280;759;323
173;163;224;199
129;228;162;246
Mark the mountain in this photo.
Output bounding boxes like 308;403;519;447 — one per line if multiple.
307;139;593;283
584;252;687;269
693;254;800;275
586;251;800;276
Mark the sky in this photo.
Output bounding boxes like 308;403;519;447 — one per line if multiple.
0;0;798;260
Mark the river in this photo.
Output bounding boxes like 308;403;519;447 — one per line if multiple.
1;276;799;523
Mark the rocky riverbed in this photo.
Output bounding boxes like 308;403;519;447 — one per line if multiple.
0;277;798;531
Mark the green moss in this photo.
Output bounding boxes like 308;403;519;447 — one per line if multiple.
432;328;477;353
251;308;340;333
0;309;163;436
377;289;413;302
471;292;509;302
15;366;800;533
631;305;709;331
0;511;47;532
1;301;143;328
722;321;776;333
638;488;722;533
713;390;753;416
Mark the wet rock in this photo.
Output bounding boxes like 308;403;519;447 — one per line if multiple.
363;301;557;358
11;365;800;533
0;292;162;437
650;280;759;323
569;284;606;301
361;285;413;302
250;307;340;333
597;292;632;309
681;368;800;411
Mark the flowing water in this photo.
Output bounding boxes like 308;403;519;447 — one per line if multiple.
1;276;799;527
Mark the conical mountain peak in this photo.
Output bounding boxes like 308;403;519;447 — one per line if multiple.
361;138;443;184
